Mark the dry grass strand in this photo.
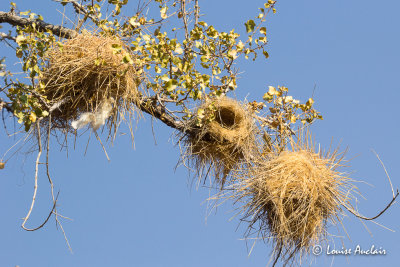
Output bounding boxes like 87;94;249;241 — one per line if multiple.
230;132;355;265
181;97;257;188
40;31;141;135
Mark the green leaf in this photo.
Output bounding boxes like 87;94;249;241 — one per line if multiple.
206;26;218;38
244;20;256;33
94;58;103;66
200;55;209;63
259;37;267;43
198;21;208;27
154;65;162;74
24;121;31;132
165;79;178;92
20;95;28;104
111;43;122;54
212;67;221;75
122;54;134;64
306;98;314;107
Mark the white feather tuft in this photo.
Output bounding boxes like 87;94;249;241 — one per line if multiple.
71;113;95;129
71;98;114;131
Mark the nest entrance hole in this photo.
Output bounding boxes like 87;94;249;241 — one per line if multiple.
214;107;242;129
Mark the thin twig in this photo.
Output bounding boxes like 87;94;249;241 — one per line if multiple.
272;245;282;267
194;0;200;25
56;214;73;253
21;120;58;231
0;32;16;42
94;130;110;161
46;115;58;225
340;150;399;221
372;149;395;198
341;190;399;221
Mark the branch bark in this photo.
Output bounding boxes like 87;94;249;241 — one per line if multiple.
137;97;187;133
0;32;16;42
0;10;191;133
0;98;13;113
0;11;78;39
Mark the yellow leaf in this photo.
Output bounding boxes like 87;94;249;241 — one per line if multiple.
283;96;293;102
228;49;238;59
237;41;244;51
195;41;202;48
129;17;140;27
290;115;297;123
15;35;26;45
268;86;278;95
197;108;205;119
161;76;170;82
142;35;151;42
160;6;168;19
29;113;37;123
174;45;184;55
263;92;273;101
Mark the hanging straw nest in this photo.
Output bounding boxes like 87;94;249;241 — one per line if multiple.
40;32;141;132
181;97;257;187
230;133;355;265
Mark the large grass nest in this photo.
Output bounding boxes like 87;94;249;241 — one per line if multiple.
181;97;257;188
230;134;355;265
40;32;141;132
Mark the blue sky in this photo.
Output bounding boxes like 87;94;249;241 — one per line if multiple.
1;1;399;266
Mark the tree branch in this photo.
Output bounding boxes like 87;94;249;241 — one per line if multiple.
0;98;13;113
138;97;186;132
53;0;99;29
0;11;77;39
0;10;191;134
0;32;16;42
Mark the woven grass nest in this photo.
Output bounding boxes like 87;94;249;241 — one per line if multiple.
231;134;354;265
40;32;141;132
182;97;257;187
